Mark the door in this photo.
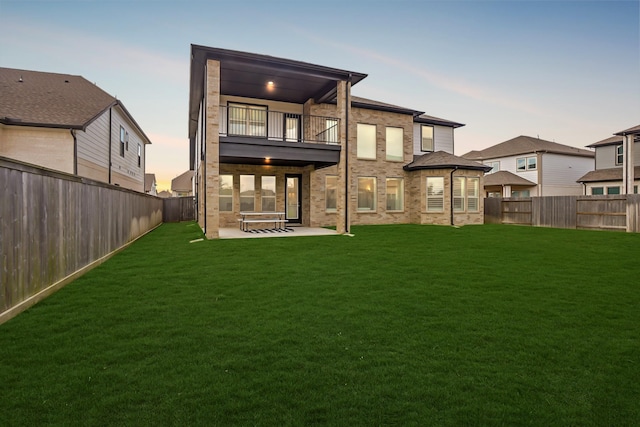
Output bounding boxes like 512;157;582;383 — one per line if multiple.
285;174;302;224
284;114;301;142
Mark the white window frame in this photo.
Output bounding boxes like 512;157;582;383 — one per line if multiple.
421;125;434;152
516;156;536;172
385;127;404;161
385;178;404;211
426;177;444;212
240;175;255;212
219;175;233;212
261;176;276;212
467;177;479;212
325;175;337;212
616;145;623;165
357;123;377;160
357;177;377;212
453;177;466;212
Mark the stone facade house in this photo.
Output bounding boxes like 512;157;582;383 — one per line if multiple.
462;136;594;197
577;125;639;195
188;45;489;238
0;67;151;192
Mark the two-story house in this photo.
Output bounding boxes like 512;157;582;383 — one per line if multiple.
188;45;490;238
171;170;194;197
577;125;639;195
462;135;594;197
0;67;151;192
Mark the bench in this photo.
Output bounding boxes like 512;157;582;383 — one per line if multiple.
238;212;288;232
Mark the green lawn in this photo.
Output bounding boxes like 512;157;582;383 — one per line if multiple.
1;223;639;426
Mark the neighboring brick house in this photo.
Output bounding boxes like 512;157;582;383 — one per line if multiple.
462;136;594;197
171;170;194;197
0;67;151;192
145;173;158;196
188;45;489;238
577;125;639;195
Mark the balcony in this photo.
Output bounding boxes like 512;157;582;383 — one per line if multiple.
218;105;341;169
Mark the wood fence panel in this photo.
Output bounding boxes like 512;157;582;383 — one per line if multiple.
484;198;502;224
163;197;196;222
501;198;532;225
576;196;626;231
0;157;163;323
626;194;640;233
533;196;577;229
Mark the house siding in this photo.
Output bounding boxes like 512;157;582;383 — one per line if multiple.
412;124;454;155
109;106;145;192
541;153;593;196
76;111;110;182
0;124;74;173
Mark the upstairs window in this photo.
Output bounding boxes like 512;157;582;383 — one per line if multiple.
119;126;126;157
616;145;623;165
421;125;434;152
385;127;404;161
517;156;536;172
357;124;376;159
485;161;500;174
137;144;141;167
228;103;267;137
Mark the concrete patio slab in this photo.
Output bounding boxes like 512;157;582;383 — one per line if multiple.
219;226;340;239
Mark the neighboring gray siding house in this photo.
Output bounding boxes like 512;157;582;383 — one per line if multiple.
462;135;594;197
578;124;640;195
145;173;158;196
0;67;151;192
171;170;194;197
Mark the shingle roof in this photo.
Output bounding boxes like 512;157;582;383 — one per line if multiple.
577;166;640;183
0;67;116;129
587;135;624;148
171;170;194;192
350;96;464;128
404;151;492;172
615;124;640;136
484;170;536;187
462;135;594;160
144;174;156;192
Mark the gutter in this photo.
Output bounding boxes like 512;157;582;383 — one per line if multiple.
345;74;351;234
70;129;78;175
450;166;458;226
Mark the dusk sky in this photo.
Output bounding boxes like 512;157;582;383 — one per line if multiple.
2;0;638;191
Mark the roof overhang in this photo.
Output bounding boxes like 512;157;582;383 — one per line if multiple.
189;45;367;140
219;136;341;170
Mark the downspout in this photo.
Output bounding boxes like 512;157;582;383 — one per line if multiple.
202;95;207;234
70;129;77;175
108;107;112;184
345;74;351;234
450;166;458;226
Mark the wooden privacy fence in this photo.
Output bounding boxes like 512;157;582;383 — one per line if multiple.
163;196;196;222
0;158;163;323
485;195;640;232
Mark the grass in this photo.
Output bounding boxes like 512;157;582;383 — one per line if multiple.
1;223;639;426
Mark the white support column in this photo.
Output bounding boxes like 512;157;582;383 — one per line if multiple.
622;134;635;194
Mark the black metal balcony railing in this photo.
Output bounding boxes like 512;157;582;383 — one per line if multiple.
219;105;340;145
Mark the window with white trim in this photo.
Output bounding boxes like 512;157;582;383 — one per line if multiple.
426;177;444;212
421;125;434;152
385;127;403;161
607;186;620;195
357;124;376;159
220;175;233;212
357;177;376;211
261;176;276;212
516;156;536;172
485;161;500;174
386;178;404;211
616;145;623;165
240;175;255;211
137;144;141;167
591;187;604;195
326;175;337;212
119;126;126;157
467;178;479;212
453;177;466;212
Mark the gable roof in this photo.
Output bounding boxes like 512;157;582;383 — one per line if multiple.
577;166;640;183
484;170;536;187
587;135;624;148
404;151;491;172
0;67;152;144
349;96;465;128
462;135;594;160
144;174;156;192
171;170;194;192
